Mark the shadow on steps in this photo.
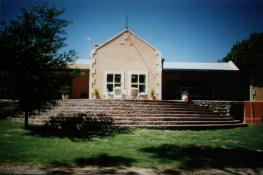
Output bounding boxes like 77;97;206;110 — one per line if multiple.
27;112;129;140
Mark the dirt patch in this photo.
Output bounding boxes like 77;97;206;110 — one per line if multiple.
0;163;263;175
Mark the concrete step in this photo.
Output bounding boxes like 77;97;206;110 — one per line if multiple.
114;123;246;129
113;120;241;125
63;99;187;105
107;113;224;118
110;110;214;115
32;110;233;117
61;100;200;107
56;106;212;111
22;99;244;129
45;109;215;115
59;105;203;111
31;110;219;118
29;115;234;123
112;116;234;121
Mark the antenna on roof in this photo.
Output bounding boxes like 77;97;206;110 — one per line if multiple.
125;15;128;30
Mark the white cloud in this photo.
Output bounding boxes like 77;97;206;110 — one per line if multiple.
76;59;90;64
81;37;92;42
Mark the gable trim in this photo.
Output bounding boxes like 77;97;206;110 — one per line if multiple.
94;29;159;53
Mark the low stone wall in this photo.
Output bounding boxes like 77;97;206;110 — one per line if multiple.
192;100;244;121
0;100;21;118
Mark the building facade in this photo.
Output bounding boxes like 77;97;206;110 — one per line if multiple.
89;30;162;99
70;29;252;101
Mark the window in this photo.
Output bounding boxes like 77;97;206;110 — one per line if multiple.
106;74;122;92
131;74;146;93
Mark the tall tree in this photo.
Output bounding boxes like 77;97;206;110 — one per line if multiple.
222;32;263;72
0;5;77;128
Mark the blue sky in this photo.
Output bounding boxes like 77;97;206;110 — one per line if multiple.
1;0;263;64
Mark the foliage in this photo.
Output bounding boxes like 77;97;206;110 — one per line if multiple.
181;90;189;96
0;5;77;127
94;88;100;98
0;120;263;169
221;32;263;72
149;89;155;97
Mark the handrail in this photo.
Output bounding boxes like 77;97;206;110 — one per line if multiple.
250;101;254;125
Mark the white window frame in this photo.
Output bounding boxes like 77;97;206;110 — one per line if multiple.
128;71;148;96
103;71;124;96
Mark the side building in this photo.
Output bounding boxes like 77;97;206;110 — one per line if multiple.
69;64;89;99
162;61;249;100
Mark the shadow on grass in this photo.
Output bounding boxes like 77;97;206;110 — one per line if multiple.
45;154;136;174
140;144;263;169
27;112;129;140
46;168;139;175
75;153;136;167
47;154;136;167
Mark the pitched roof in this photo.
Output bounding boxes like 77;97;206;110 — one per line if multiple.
163;61;239;71
94;29;159;52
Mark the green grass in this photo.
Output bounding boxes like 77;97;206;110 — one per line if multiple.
0;120;263;169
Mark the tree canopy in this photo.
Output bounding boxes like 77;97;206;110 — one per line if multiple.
0;5;77;127
222;32;263;72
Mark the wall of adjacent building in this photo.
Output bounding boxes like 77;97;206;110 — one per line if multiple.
71;71;89;99
244;101;263;124
162;70;249;101
250;71;263;101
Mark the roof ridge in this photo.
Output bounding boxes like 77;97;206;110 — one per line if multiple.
163;61;239;71
93;29;160;53
165;61;229;64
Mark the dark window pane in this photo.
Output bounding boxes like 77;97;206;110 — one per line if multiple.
115;74;121;83
115;83;121;87
131;74;138;83
107;84;113;92
107;74;113;82
139;75;145;83
139;85;145;93
131;84;138;88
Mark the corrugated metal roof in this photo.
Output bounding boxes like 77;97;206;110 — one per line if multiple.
163;61;239;71
68;64;90;69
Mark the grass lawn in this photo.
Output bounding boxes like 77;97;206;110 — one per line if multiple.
0;120;263;169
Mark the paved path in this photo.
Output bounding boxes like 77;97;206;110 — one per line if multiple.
1;163;263;175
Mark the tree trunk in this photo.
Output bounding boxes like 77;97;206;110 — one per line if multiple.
24;111;29;129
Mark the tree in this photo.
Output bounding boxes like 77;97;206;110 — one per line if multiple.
221;33;263;72
0;5;77;128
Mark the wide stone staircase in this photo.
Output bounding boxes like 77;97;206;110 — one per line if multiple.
27;99;245;129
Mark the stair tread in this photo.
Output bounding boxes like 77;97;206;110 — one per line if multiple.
115;123;246;127
114;120;241;123
109;113;222;116
112;116;233;119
